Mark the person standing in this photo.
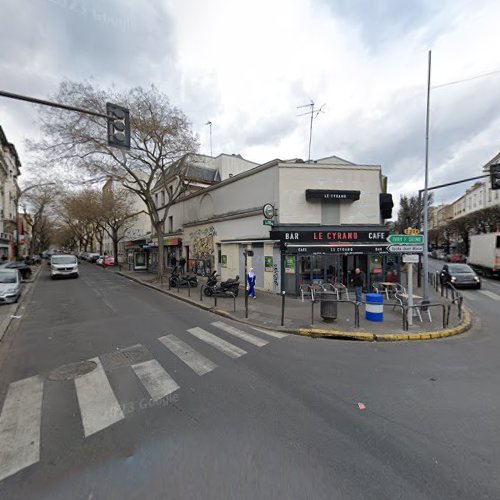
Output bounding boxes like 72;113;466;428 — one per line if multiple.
179;256;186;274
247;267;256;299
353;267;364;304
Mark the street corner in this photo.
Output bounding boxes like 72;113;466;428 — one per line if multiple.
297;327;375;341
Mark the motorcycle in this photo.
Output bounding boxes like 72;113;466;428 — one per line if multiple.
204;271;240;297
169;268;198;288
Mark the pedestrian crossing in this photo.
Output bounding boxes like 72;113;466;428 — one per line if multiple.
0;321;288;482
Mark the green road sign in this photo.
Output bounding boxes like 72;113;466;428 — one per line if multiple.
387;234;424;245
263;219;275;226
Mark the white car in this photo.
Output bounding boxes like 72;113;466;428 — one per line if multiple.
0;269;22;304
50;255;79;279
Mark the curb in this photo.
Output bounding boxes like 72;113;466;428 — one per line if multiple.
117;272;473;342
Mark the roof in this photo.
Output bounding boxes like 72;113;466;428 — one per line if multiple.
185;164;220;183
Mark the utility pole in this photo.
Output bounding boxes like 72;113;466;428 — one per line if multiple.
297;101;325;162
205;121;213;157
422;50;432;304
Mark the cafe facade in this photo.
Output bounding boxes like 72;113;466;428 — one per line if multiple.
153;155;397;296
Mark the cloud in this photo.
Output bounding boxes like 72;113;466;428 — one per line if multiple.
1;0;499;212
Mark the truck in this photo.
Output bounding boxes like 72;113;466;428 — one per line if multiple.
467;233;500;278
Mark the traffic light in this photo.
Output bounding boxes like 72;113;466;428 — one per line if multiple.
106;102;130;149
490;164;500;190
379;193;394;219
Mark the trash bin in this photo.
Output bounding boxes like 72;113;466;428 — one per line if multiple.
365;293;384;322
320;291;337;321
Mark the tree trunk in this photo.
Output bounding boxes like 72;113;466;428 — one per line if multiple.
112;228;119;264
156;222;165;281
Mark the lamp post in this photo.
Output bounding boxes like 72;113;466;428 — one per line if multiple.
422;50;432;304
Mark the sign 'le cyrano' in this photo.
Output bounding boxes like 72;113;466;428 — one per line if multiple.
284;231;386;241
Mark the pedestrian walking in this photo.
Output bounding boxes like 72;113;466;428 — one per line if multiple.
353;267;363;304
247;267;256;299
179;256;186;274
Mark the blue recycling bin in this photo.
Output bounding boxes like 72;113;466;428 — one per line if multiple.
365;293;384;322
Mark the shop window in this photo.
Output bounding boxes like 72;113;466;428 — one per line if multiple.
321;202;340;224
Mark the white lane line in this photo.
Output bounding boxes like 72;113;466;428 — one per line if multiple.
187;327;247;359
0;375;44;482
158;335;217;375
211;321;269;347
75;357;124;438
479;290;500;301
132;359;179;402
249;326;289;339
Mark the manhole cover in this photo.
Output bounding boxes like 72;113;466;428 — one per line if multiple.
100;345;151;371
48;360;97;381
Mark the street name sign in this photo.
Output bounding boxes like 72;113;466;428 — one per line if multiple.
388;245;424;253
403;254;420;263
387;234;424;245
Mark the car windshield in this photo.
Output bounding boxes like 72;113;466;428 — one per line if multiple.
51;256;77;265
448;264;474;273
0;270;17;283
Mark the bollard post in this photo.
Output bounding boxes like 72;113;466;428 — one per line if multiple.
245;289;248;319
445;304;450;328
233;293;236;312
281;291;286;326
311;299;315;325
458;296;463;319
354;302;359;328
188;281;191;297
214;292;217;308
168;275;171;290
200;285;203;301
177;281;180;294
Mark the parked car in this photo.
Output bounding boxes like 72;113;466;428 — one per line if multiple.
440;263;481;289
0;261;32;280
96;256;105;266
102;256;115;267
50;254;79;279
0;269;22;304
87;253;100;263
446;254;467;263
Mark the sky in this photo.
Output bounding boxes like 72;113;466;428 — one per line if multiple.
1;0;500;210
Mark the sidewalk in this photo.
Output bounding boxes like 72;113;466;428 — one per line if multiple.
115;268;470;341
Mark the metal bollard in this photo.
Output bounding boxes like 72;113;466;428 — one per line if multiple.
311;299;315;325
177;281;180;294
281;291;286;326
354;302;360;328
214;293;217;308
188;281;191;297
445;304;450;328
458;296;463;319
168;276;171;290
200;285;203;301
233;293;236;312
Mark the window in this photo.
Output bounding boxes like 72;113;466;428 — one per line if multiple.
168;216;173;232
321;201;340;225
161;191;165;205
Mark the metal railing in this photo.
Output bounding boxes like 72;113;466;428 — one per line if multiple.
403;302;448;331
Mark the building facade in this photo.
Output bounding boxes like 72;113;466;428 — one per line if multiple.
0;126;21;259
154;155;395;295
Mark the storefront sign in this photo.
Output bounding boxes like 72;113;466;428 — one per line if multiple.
284;255;295;273
270;229;388;243
293;245;389;255
305;190;360;201
163;238;180;246
265;256;273;271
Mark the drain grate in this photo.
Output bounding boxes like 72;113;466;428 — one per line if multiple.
48;360;97;381
100;345;151;371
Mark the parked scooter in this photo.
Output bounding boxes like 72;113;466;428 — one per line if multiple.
169;267;198;288
204;271;240;297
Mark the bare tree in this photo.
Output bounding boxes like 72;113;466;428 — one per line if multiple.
29;81;198;279
395;193;434;232
100;185;141;264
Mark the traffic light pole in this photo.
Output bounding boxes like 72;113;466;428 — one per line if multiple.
0;89;110;120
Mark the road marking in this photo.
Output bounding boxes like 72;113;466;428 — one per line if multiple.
479;290;500;301
187;327;247;359
132;359;179;402
0;375;44;482
211;321;269;347
75;357;124;437
249;326;289;339
158;335;217;375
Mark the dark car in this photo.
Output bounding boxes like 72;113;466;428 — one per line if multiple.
0;261;32;280
440;263;481;289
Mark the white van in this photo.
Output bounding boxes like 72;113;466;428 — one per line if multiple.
50;254;79;279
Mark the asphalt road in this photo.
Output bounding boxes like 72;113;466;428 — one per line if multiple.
0;261;499;499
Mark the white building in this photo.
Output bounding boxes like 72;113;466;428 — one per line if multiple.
0;126;21;259
144;155;395;295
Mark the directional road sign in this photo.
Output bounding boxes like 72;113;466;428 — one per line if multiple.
388;245;424;253
402;254;420;263
387;234;424;245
